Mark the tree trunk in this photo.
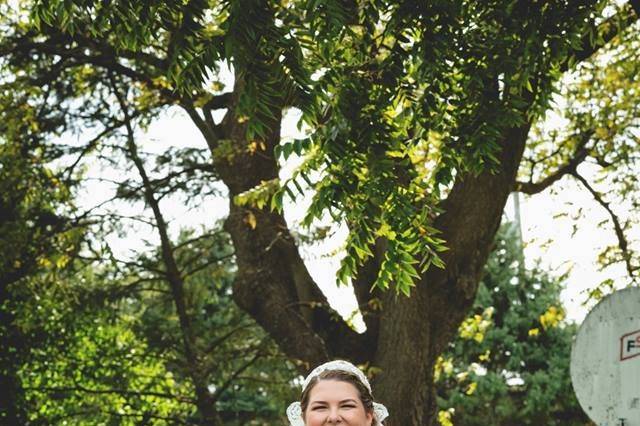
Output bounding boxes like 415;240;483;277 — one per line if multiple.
209;89;371;370
373;291;438;425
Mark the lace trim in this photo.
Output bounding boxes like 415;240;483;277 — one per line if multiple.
286;402;304;426
302;360;373;393
373;402;389;424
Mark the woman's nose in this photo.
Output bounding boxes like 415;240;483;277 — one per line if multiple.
326;407;342;423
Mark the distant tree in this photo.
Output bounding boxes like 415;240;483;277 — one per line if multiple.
16;226;297;425
0;106;81;425
125;226;299;425
436;224;590;426
14;269;195;425
7;90;298;423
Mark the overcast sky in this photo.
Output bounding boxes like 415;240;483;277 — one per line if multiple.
73;100;631;331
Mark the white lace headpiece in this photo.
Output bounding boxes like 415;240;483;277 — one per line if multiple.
286;360;389;426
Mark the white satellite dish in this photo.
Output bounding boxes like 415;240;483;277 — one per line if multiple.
571;286;640;426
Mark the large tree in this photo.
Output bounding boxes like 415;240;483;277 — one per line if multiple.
2;0;640;424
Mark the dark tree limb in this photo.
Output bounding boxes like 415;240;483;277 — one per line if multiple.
70;33;167;70
62;109;150;178
203;92;233;111
182;104;223;150
3;34;180;105
211;344;263;404
572;171;638;280
516;130;593;194
203;323;255;355
199;93;232;135
181;252;235;278
172;230;227;252
371;119;532;425
211;86;375;368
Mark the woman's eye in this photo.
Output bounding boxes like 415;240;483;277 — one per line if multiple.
342;405;356;409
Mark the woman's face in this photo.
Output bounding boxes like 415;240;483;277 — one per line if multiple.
304;379;374;426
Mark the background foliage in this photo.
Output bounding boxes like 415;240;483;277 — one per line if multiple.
437;224;590;426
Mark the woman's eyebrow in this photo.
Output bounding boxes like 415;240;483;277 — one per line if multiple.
310;399;358;405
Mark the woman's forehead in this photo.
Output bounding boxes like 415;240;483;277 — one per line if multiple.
308;379;361;401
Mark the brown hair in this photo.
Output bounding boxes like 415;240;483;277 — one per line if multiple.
300;369;375;419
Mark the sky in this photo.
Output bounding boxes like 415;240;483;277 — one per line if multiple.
75;101;630;329
515;183;624;323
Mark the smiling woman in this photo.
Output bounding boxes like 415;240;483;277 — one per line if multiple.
304;379;373;426
286;360;389;426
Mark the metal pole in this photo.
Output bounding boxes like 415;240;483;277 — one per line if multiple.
512;192;525;277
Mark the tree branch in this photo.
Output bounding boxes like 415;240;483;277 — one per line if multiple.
71;33;167;71
560;2;640;72
211;346;263;404
5;34;180;104
203;322;255;355
572;171;637;280
62;110;148;178
182;103;223;150
203;92;233;110
180;252;235;278
108;73;220;422
516;130;593;194
432;122;531;352
213;90;371;366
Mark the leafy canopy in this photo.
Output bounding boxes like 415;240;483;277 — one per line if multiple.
17;0;617;294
